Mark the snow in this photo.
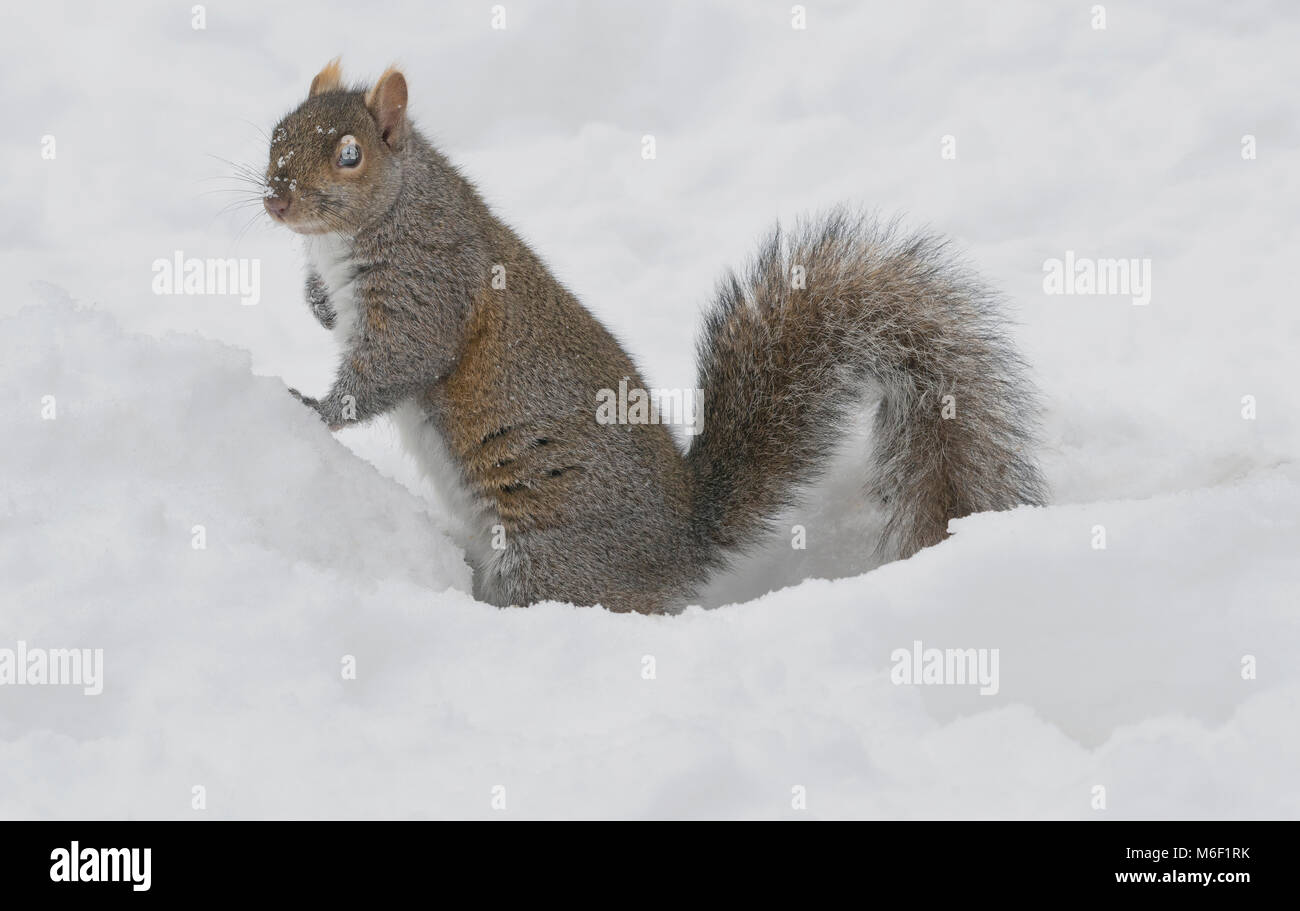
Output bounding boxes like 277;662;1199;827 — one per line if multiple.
2;0;1298;818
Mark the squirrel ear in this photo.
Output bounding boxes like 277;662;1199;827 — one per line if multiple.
309;57;344;97
365;67;408;148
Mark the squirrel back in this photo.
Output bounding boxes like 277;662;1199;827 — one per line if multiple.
264;61;1046;613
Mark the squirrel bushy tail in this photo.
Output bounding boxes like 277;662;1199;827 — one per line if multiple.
686;208;1047;568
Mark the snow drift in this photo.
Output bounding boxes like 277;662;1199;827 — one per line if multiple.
2;291;1296;819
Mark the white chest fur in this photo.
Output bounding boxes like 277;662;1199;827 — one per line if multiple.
303;234;361;344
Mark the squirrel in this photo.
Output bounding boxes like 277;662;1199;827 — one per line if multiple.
263;59;1048;614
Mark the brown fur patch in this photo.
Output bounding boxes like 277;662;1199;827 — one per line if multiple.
309;57;343;97
442;288;515;477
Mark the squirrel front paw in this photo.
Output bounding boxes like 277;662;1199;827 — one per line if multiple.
305;273;337;330
286;387;343;432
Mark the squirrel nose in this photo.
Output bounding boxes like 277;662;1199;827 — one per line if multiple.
265;196;290;217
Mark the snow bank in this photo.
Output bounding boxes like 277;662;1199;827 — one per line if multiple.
2;292;1295;819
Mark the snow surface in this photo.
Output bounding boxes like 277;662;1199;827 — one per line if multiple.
2;0;1298;818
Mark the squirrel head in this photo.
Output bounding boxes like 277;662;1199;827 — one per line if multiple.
263;59;408;235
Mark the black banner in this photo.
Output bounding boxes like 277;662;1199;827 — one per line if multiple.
0;821;1277;897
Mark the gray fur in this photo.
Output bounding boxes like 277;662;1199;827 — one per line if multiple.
687;211;1048;568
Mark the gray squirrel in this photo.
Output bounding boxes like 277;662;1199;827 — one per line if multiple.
264;59;1047;613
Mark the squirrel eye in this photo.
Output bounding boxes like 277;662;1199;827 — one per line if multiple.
337;137;361;168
